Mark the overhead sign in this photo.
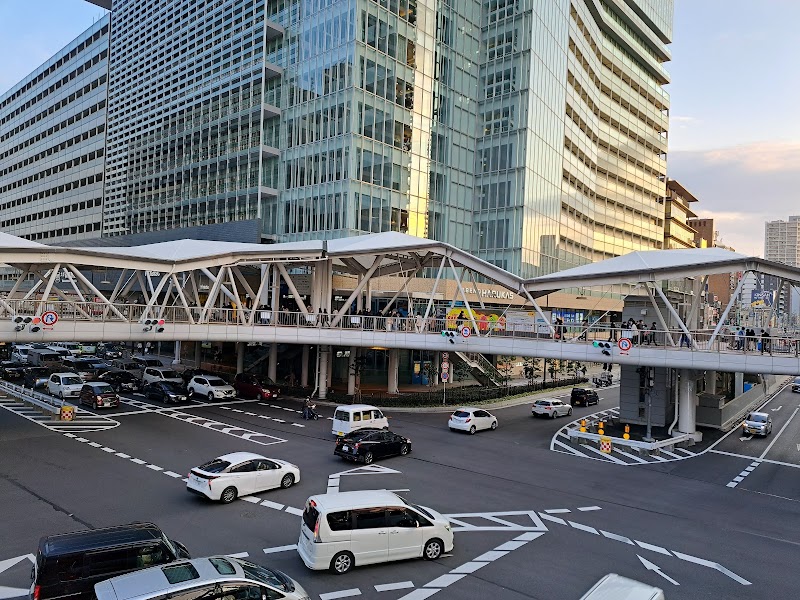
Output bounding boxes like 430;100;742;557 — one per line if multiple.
750;290;774;308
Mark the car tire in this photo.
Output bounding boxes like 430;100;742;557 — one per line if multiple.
92;401;97;410
567;407;573;416
220;486;238;504
364;452;374;465
490;421;498;430
400;444;409;455
280;473;294;489
330;551;354;574
551;411;557;419
58;391;64;400
469;425;476;435
188;387;195;398
208;392;214;402
258;392;266;401
423;538;444;560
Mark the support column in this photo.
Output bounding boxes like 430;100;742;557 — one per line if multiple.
704;370;717;395
735;372;744;397
433;352;440;386
194;342;202;367
327;348;334;389
347;347;357;395
301;345;310;387
172;340;182;365
319;346;329;399
387;349;399;394
268;343;278;382
677;369;702;441
236;342;245;374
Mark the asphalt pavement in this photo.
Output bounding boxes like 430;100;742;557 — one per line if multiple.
2;386;800;600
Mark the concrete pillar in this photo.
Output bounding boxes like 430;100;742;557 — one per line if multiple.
236;342;245;374
735;372;744;397
387;349;399;394
301;345;310;387
705;370;717;395
433;351;440;386
268;343;278;382
194;342;202;367
327;348;334;389
347;347;357;395
172;340;182;365
677;369;701;441
319;346;329;399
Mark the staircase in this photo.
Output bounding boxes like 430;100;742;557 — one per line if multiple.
456;351;503;387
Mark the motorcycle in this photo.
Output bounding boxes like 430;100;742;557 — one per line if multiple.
303;402;320;420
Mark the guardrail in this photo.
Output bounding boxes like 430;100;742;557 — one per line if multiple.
566;427;695;454
0;380;70;416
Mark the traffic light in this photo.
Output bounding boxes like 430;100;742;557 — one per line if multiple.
156;319;165;333
11;315;31;332
143;318;165;332
441;330;456;344
593;341;612;356
29;316;41;333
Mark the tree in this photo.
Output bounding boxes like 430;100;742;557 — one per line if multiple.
522;357;541;384
495;356;516;391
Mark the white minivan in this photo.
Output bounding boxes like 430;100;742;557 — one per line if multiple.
332;404;388;436
580;574;665;600
297;490;453;574
11;345;33;364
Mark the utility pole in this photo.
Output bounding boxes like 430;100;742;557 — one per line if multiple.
643;367;655;442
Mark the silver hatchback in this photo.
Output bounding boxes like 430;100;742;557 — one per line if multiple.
742;412;772;436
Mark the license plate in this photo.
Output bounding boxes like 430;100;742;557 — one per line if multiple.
342;445;349;451
190;475;203;485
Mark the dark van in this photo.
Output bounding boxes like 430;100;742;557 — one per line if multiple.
31;522;190;600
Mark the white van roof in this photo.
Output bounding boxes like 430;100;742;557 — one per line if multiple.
335;404;380;412
580;574;664;600
309;490;403;512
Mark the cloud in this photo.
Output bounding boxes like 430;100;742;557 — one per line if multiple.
669;141;800;256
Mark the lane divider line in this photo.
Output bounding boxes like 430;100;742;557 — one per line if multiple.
726;460;762;488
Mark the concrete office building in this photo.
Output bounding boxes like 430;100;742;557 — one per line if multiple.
1;0;673;294
764;216;800;318
0;16;110;244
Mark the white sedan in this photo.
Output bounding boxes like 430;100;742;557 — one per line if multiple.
532;398;573;418
187;375;236;400
448;407;497;434
187;452;300;503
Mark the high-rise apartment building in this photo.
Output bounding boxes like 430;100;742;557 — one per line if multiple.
1;0;674;292
0;15;110;243
765;216;800;317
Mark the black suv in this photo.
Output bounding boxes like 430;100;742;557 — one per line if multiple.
570;387;599;406
334;428;412;464
24;367;53;389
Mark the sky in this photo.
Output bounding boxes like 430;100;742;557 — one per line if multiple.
0;0;798;257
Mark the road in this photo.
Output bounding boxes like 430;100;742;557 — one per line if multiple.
2;384;800;600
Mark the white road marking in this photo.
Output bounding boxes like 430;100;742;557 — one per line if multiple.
319;589;361;600
569;521;599;535
635;540;672;556
600;530;634;545
285;506;303;516
130;458;146;465
241;496;261;504
0;553;35;574
62;433;76;438
638;555;680;586
163;471;183;478
260;500;284;510
672;550;751;585
225;552;249;558
584;445;628;464
494;541;528;551
472;550;509;562
146;464;163;471
577;506;602;512
449;562;487;574
75;437;88;442
760;406;800;459
262;544;297;554
291;423;305;427
88;442;102;447
375;582;414;592
538;513;566;525
771;405;783;411
395;591;438;600
423;574;466;588
659;449;683;460
543;508;570;514
0;586;31;599
115;452;130;458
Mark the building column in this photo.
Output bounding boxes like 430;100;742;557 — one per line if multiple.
327;348;334;389
735;372;744;397
319;346;329;400
236;342;245;374
677;369;702;441
194;342;202;367
301;345;310;387
387;349;399;394
268;343;278;382
347;347;357;395
172;340;181;365
705;370;717;395
433;352;440;386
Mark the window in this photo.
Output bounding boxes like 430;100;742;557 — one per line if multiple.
198;459;230;473
230;461;256;473
387;508;418;528
302;504;320;531
334;410;350;422
327;510;352;531
353;412;362;422
354;508;387;529
162;563;199;584
210;558;236;575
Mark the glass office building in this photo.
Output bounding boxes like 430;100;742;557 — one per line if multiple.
1;0;674;287
0;16;110;243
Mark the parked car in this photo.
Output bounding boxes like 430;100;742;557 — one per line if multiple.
180;367;226;385
97;369;141;392
334;429;411;464
532;398;573;418
111;359;144;378
142;367;184;386
142;381;188;404
23;367;53;389
132;356;165;370
448;407;498;434
742;411;772;436
93;556;308;600
32;522;189;600
51;342;82;356
187;375;236;401
27;349;63;368
570;387;600;406
792;376;800;393
233;372;281;400
79;342;98;355
187;452;300;503
47;373;84;399
11;344;33;364
97;343;125;360
79;382;121;409
0;361;26;381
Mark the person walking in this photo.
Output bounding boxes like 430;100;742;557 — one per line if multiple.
630;321;638;345
761;328;771;355
648;322;657;345
735;327;744;351
579;318;589;341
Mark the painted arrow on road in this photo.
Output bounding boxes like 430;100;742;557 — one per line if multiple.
0;554;35;600
638;555;680;586
771;405;783;411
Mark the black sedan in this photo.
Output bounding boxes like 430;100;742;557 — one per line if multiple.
96;369;141;392
334;429;411;464
23;367;52;389
143;381;189;404
0;361;25;381
570;387;600;406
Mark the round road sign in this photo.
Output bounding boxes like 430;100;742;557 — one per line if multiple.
460;326;472;338
441;361;450;372
441;371;450;382
41;311;59;326
618;338;632;352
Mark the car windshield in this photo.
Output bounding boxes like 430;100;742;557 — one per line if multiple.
453;410;470;417
238;559;291;592
93;384;114;394
162;382;184;393
207;378;227;387
199;458;230;473
159;370;180;378
748;414;767;423
345;430;377;441
534;400;551;406
63;376;82;385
